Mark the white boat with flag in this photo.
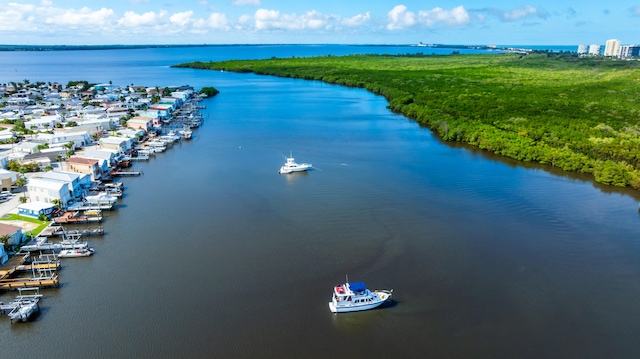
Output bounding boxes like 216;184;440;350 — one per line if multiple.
329;280;392;313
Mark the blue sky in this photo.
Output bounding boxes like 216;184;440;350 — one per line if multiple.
1;0;639;45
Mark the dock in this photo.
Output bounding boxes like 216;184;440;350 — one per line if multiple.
53;210;103;224
111;170;142;176
0;276;59;291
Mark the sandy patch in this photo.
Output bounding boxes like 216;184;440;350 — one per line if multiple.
0;220;40;232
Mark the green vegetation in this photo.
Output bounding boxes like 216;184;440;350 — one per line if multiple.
175;53;640;189
199;86;220;97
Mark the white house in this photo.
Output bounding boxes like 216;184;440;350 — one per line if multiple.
30;170;91;201
35;130;92;148
81;149;118;168
24;114;63;130
99;136;134;152
26;177;73;206
0;169;19;191
17;201;56;218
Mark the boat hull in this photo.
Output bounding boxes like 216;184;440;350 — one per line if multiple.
58;248;94;258
329;290;392;313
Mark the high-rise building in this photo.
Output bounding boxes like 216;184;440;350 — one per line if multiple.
588;44;601;56
577;44;588;54
604;39;621;57
619;44;640;58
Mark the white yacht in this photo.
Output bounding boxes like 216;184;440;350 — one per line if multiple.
328;280;392;313
279;153;312;174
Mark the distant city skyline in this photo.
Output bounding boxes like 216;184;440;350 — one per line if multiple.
0;1;639;45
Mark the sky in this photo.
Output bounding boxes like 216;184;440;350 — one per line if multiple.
0;0;639;46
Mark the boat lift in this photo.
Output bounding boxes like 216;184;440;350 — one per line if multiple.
0;287;43;323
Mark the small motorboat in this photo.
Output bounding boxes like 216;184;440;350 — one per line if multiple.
279;153;312;174
58;247;95;258
328;280;392;313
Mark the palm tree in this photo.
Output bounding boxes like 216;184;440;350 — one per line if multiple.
15;176;27;203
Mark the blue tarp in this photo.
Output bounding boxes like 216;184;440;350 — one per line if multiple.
350;282;366;292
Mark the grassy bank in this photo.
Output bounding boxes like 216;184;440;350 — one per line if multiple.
174;53;640;189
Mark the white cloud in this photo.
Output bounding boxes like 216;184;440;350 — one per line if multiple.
47;7;116;27
232;0;261;6
206;13;229;28
342;12;370;27
418;6;470;27
387;5;470;30
41;0;53;6
170;11;194;27
252;9;340;31
503;5;541;21
387;5;416;30
481;5;548;22
118;10;167;27
631;6;640;17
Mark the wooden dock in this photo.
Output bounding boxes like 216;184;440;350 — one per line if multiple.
53;210;103;224
0;276;59;291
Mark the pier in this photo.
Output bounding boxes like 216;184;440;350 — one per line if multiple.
53;210;103;224
111;170;142;177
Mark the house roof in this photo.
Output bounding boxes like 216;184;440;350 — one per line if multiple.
66;157;98;165
0;222;22;236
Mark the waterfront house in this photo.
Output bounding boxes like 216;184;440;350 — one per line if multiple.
148;104;172;118
126;117;153;131
0;222;26;249
0;169;19;192
118;129;145;141
17;201;56;218
99;136;134;152
30;170;90;201
82;149;118;168
65;157;101;181
26;177;73;206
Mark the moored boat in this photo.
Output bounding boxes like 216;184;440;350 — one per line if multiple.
328;280;392;313
58;247;94;258
279;153;312;174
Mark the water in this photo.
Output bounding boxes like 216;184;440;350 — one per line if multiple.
2;45;640;358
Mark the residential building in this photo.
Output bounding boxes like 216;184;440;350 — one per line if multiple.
65;157;102;181
126;117;153;131
577;44;588;54
26;177;73;205
619;44;640;58
588;44;601;56
81;149;118;168
17;202;56;218
0;222;26;249
0;169;19;191
98;137;134;152
30;170;91;201
604;39;621;57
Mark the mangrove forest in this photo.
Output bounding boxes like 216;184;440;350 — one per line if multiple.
174;53;640;189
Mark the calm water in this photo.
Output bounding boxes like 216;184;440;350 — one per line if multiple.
1;46;640;358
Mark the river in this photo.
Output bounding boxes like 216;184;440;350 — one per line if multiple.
1;45;640;358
